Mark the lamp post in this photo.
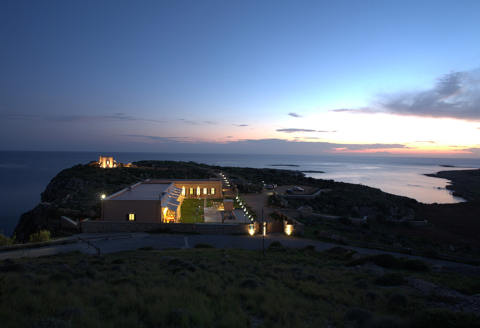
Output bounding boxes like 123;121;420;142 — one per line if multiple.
262;207;265;256
100;194;106;219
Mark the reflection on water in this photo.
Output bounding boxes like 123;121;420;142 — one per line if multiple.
305;164;469;204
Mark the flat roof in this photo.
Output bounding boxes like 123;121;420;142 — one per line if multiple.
145;179;221;183
109;183;171;200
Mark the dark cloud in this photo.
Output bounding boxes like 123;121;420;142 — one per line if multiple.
330;69;480;120
178;118;199;125
1;112;165;123
288;112;302;118
276;128;317;133
116;135;406;155
121;134;191;143
233;124;248;127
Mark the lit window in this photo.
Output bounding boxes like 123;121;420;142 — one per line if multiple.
211;187;215;195
181;186;186;196
203;187;207;195
197;186;200;195
190;188;194;195
128;213;135;221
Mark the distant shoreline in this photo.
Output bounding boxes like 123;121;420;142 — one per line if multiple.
425;169;480;202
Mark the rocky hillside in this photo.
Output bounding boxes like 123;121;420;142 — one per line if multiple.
14;161;216;241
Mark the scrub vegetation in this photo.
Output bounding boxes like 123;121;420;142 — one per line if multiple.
0;247;479;328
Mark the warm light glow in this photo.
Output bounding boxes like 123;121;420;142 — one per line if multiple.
100;194;106;200
262;222;267;236
248;224;255;236
128;213;135;221
285;224;293;236
181;186;186;196
162;207;176;223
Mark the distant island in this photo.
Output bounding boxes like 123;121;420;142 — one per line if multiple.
269;164;300;167
301;170;325;173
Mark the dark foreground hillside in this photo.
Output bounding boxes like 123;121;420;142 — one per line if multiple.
1;246;479;328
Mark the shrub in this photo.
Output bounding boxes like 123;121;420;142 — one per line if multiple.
194;243;214;248
402;259;430;272
387;293;408;310
345;307;372;326
339;217;352;225
374;273;406;286
29;230;51;243
268;241;284;250
347;254;429;272
323;247;357;260
138;246;154;251
410;309;480;328
0;234;13;246
347;254;401;269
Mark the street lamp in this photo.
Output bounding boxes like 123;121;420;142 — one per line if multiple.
100;194;106;219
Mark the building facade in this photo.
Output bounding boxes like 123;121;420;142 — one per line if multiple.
149;179;223;199
102;179;223;223
98;156;117;168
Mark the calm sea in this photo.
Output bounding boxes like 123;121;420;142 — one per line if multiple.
1;151;479;236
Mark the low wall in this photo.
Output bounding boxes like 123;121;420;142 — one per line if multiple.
81;220;250;234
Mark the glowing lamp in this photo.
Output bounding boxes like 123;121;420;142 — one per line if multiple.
100;194;106;200
284;224;294;236
262;222;267;236
248;224;255;236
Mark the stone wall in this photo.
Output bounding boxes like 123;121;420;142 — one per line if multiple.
81;220;250;234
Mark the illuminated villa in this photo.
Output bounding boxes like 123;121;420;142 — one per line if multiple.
102;179;223;223
98;156;117;168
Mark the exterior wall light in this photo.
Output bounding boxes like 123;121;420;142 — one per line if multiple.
285;224;294;236
248;223;255;236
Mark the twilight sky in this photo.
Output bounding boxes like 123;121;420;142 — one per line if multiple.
1;0;480;157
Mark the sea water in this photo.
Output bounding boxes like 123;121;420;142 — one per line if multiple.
1;151;479;236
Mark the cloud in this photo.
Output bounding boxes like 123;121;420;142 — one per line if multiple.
337;143;406;151
415;140;436;143
2;112;165;123
276;128;336;133
203;121;217;125
121;134;192;143
178;118;199;125
233;124;248;127
330;69;480;120
117;135;407;155
462;147;480;156
276;128;317;133
288;112;302;118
